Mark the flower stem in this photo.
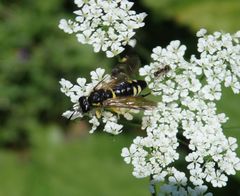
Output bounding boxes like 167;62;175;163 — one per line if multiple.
150;174;157;196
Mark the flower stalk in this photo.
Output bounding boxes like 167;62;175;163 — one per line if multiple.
150;174;157;196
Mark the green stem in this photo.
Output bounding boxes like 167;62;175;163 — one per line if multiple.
150;174;157;196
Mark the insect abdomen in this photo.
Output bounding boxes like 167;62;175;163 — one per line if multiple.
113;80;147;97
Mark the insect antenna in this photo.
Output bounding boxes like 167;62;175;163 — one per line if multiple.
93;74;109;91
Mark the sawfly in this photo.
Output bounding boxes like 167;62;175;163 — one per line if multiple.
70;56;156;119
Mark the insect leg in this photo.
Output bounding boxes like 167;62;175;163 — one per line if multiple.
95;109;102;118
141;92;151;97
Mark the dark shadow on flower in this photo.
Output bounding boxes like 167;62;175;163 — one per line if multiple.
210;176;240;195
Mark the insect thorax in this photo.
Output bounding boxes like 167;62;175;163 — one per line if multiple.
88;89;113;105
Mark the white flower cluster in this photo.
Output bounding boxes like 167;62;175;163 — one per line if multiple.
140;29;240;101
60;68;135;135
159;169;212;196
121;103;181;178
122;29;240;191
58;0;147;58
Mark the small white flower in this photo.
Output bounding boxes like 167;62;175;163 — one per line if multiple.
169;170;187;186
186;152;204;170
104;121;123;135
102;111;123;134
211;170;228;187
58;19;74;34
89;116;100;134
59;78;74;97
128;39;137;47
76;30;93;44
196;28;207;37
76;78;87;88
121;144;137;164
74;0;85;8
90;67;106;81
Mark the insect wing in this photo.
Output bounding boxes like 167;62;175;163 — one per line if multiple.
112;55;141;78
96;55;141;91
102;97;156;110
95;74;129;91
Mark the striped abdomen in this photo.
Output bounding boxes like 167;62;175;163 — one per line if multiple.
113;80;147;97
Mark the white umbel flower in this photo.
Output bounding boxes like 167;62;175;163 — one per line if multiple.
59;0;147;57
122;29;240;191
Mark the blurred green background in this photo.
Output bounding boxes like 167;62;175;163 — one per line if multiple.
0;0;240;195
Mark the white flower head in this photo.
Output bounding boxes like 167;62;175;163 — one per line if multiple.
123;29;240;192
59;0;147;57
